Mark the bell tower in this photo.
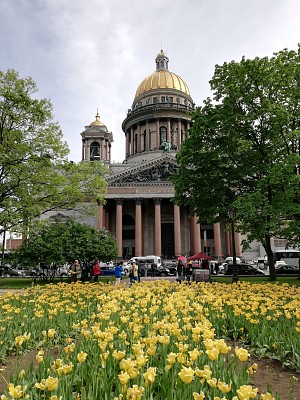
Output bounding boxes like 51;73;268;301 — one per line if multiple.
80;111;114;164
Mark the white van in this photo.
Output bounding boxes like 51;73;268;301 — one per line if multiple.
129;255;161;267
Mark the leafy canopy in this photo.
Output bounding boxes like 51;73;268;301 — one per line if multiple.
0;69;108;233
13;219;117;268
172;45;300;277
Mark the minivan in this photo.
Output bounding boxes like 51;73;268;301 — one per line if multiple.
129;256;161;267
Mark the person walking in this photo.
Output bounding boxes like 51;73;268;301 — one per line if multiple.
150;262;157;277
114;262;123;286
92;260;102;283
176;260;184;283
69;260;80;283
129;260;139;286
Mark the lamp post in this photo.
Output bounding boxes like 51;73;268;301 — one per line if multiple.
227;208;239;283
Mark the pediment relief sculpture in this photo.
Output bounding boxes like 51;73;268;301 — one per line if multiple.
108;160;178;185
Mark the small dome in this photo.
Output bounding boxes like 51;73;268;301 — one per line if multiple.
90;111;104;126
134;70;191;99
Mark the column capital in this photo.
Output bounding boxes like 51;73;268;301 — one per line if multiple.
134;198;143;205
115;198;124;205
153;197;162;205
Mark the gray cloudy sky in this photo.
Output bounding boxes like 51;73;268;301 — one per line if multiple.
1;0;299;163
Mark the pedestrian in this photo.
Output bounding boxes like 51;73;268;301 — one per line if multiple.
150;262;157;277
92;259;102;283
115;262;123;286
176;259;184;283
69;259;80;282
129;260;139;286
186;260;193;283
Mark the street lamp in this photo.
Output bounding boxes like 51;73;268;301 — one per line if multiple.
227;207;239;283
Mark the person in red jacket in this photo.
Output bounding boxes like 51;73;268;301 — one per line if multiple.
93;260;102;282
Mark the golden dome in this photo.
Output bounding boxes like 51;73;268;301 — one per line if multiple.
134;50;191;99
90;111;104;126
135;70;191;99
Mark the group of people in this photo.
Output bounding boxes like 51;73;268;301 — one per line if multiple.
176;260;194;284
68;259;124;286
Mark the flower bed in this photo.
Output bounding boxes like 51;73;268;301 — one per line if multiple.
0;280;299;399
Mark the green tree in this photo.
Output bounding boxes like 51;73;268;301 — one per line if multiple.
0;69;108;234
172;45;300;280
13;219;117;270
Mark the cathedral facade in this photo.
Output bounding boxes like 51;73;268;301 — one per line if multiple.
80;50;243;260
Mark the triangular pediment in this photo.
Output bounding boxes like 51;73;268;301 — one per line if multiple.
107;155;178;186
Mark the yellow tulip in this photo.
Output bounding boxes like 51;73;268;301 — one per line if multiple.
118;371;131;385
236;385;258;399
77;351;87;363
235;347;249;362
143;367;156;385
206;347;219;361
178;366;195;384
193;392;205;400
217;380;232;393
8;383;26;399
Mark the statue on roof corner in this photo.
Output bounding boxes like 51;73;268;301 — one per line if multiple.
161;141;171;152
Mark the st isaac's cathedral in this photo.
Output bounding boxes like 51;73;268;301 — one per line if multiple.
80;50;243;260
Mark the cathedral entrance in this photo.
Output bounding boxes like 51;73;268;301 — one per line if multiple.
161;223;175;259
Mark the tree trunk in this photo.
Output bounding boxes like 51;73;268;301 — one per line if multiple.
264;234;276;281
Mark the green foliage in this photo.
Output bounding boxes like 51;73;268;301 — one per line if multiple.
173;45;300;278
13;219;117;267
0;69;108;233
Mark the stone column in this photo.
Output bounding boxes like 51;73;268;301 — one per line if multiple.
115;199;123;258
96;204;103;230
130;128;134;156
101;139;105;160
235;232;242;256
156;120;160;149
135;198;143;256
174;204;181;257
137;124;141;153
108;144;111;163
213;222;222;257
190;215;201;254
167;119;171;143
154;198;162;256
178;120;182;147
82;139;85;161
86;140;90;161
126;131;129;157
146;120;149;151
106;140;109;161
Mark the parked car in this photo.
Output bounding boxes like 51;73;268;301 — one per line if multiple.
140;265;170;277
161;260;177;275
275;265;299;274
99;266;116;276
0;265;25;277
224;263;265;275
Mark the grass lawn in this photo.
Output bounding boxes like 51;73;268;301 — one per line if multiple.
211;275;300;286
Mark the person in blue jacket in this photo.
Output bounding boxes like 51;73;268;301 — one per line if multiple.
114;262;123;286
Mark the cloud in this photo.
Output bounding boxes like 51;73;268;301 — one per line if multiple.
1;0;300;163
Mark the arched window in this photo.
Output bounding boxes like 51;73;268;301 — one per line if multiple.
160;126;167;146
90;141;101;161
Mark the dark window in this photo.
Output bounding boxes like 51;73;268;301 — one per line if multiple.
90;141;101;161
160;126;167;145
153;97;158;104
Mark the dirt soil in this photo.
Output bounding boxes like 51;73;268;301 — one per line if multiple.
0;348;299;399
